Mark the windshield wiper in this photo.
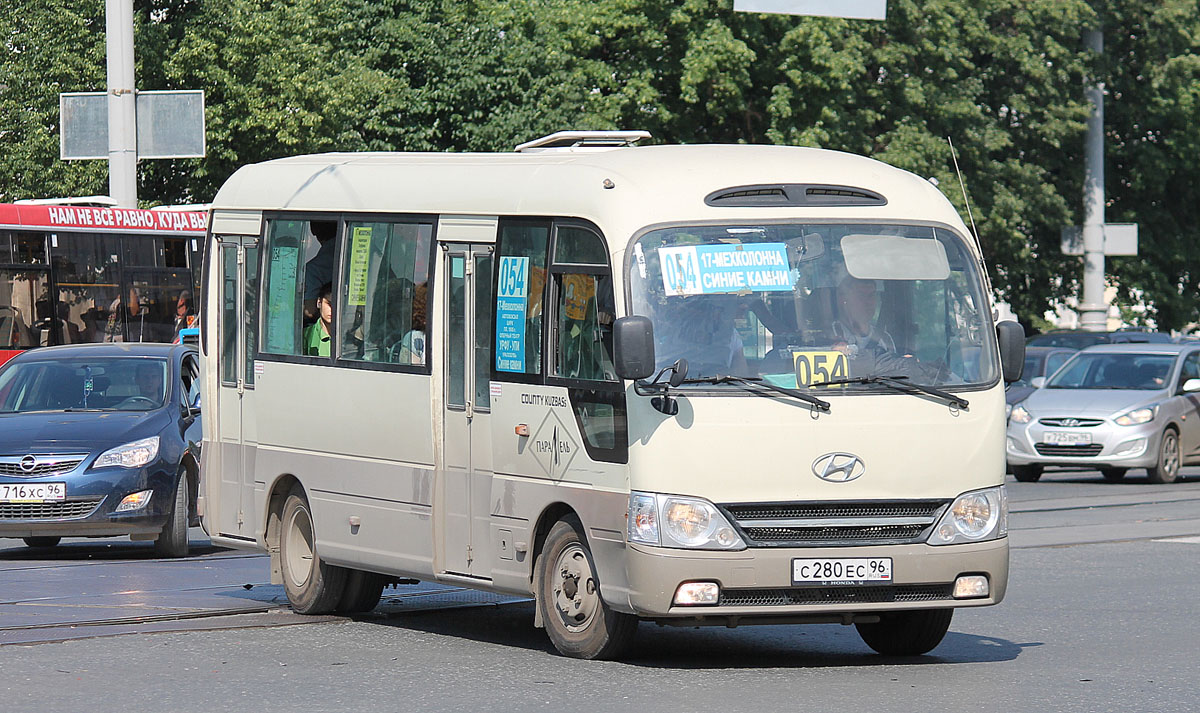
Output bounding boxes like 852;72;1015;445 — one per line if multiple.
680;374;831;413
810;374;969;411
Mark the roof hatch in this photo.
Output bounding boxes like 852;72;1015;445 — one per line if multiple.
514;130;651;153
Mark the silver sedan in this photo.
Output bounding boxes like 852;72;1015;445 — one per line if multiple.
1006;343;1200;483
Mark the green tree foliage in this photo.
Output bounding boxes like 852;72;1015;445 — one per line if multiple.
1;0;1197;329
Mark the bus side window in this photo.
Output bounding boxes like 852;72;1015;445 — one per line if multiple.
494;220;550;377
549;224;626;462
261;218;336;357
336;221;432;366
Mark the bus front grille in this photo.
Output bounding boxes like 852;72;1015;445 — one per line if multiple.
718;584;955;607
720;500;949;547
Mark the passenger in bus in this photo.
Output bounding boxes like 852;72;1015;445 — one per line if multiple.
304;282;333;357
303;221;338;321
105;287;153;342
830;274;895;358
172;290;195;341
390;282;427;365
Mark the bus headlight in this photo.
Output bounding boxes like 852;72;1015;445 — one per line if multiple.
928;486;1007;545
627;491;745;550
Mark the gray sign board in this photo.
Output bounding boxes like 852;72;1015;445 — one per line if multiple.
1061;223;1139;256
60;90;206;160
733;0;886;19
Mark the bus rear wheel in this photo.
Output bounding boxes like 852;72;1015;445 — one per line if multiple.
856;608;954;656
537;517;637;660
280;486;346;614
337;570;388;614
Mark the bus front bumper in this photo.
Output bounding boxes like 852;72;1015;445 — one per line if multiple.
622;538;1008;621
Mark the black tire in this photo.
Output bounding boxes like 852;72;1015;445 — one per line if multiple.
153;473;190;557
1146;428;1181;484
337;570;388;614
279;485;347;614
1012;465;1043;482
23;536;60;548
856;608;954;656
1100;467;1127;483
537;517;637;660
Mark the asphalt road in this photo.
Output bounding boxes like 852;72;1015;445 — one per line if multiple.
1;468;1198;713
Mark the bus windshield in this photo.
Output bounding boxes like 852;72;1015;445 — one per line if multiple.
627;223;998;390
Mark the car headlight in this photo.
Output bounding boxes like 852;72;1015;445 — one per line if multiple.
1115;406;1156;426
627;491;745;550
93;436;160;469
1005;403;1013;419
1009;404;1032;424
928;486;1007;545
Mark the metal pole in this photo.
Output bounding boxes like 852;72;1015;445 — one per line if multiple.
1079;28;1106;331
105;0;137;208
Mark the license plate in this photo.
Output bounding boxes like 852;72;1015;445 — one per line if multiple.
1044;431;1091;445
792;557;892;585
0;482;66;503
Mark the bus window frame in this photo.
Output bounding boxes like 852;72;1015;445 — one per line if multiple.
490;217;552;387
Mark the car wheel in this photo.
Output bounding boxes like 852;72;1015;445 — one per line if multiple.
22;536;61;548
153;472;190;558
337;570;388;614
856;608;954;656
1100;467;1127;483
536;516;637;660
1012;465;1043;482
279;485;347;614
1146;427;1181;484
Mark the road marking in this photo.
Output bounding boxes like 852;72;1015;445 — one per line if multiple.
1152;536;1200;544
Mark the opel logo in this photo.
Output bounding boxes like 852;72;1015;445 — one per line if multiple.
812;452;866;482
19;455;38;473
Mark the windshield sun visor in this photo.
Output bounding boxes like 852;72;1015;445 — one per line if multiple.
841;234;950;281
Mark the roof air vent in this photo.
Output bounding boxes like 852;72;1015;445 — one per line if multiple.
704;184;887;208
514;130;651;153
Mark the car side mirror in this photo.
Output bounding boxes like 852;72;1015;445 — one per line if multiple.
1182;378;1200;393
614;316;655;381
996;320;1026;384
1030;376;1046;389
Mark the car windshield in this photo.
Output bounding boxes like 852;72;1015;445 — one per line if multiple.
628;223;998;391
1046;353;1174;390
0;357;168;413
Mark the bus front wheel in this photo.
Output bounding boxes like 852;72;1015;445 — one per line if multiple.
280;486;347;614
536;516;637;660
856;608;953;656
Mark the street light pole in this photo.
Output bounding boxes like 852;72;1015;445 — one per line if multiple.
105;0;137;208
1079;27;1107;331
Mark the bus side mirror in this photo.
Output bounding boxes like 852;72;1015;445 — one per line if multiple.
614;316;655;381
997;321;1025;384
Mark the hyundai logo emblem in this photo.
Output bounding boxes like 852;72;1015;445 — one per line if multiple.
19;455;38;473
1061;418;1080;427
812;452;866;482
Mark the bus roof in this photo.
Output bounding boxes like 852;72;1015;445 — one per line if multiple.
211;144;972;251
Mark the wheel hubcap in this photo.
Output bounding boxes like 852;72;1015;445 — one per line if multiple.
551;544;599;633
283;505;315;588
1164;433;1180;476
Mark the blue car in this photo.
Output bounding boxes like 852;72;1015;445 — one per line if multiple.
0;343;201;556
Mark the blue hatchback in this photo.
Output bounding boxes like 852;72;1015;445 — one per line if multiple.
0;343;201;556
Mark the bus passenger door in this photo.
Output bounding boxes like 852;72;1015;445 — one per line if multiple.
215;236;259;539
440;243;495;578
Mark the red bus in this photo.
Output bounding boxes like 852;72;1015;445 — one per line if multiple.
0;199;207;365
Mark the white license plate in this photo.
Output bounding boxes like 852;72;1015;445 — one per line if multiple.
792;557;892;584
0;482;66;503
1044;431;1091;445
